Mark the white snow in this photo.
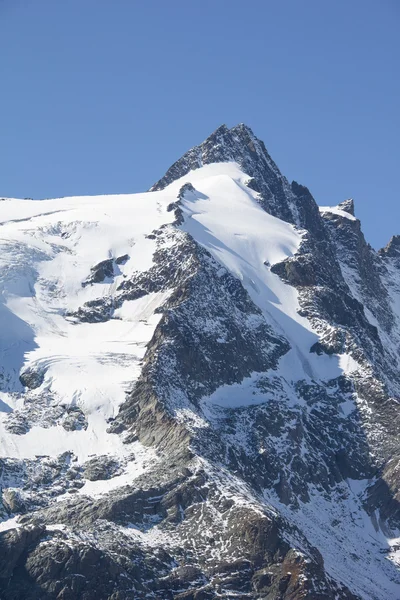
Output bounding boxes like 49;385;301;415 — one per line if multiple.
319;205;357;221
0;516;20;532
201;351;360;410
0;191;177;463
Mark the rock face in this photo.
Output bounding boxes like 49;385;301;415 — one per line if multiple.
0;124;400;599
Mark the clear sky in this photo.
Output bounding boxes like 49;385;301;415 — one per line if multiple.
1;0;399;248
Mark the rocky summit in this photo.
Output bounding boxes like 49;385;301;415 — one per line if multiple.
0;124;400;600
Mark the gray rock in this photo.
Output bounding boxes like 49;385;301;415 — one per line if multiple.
2;489;26;514
62;406;88;431
19;366;45;389
83;456;121;481
83;258;114;286
0;525;44;578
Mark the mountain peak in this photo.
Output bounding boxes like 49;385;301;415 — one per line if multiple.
150;123;300;224
209;123;229;135
230;122;256;136
379;234;400;258
150;123;271;192
152;124;329;237
338;198;355;216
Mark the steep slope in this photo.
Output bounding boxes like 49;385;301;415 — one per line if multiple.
0;125;400;600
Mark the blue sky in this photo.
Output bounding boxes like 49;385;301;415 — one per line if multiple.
1;0;399;248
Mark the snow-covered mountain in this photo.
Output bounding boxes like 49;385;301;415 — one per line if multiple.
1;124;400;600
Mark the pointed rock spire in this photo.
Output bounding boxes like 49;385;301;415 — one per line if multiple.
338;198;355;216
379;235;400;258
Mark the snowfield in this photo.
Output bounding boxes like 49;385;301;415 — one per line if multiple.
0;191;176;462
